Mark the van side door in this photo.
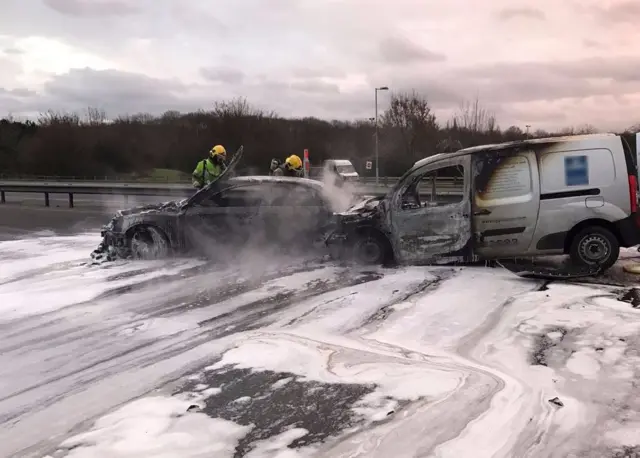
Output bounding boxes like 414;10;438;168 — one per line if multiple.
472;149;541;257
388;155;472;264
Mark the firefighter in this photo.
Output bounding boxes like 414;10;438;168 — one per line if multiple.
192;145;227;188
272;154;303;177
269;158;281;176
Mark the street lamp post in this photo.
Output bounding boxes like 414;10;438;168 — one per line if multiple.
525;124;531;138
375;86;388;185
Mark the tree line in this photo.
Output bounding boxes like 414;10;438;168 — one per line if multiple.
1;92;638;179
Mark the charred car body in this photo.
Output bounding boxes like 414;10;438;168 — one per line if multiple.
92;147;343;262
327;133;640;273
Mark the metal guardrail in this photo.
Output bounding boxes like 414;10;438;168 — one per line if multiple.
0;173;404;186
0;177;462;208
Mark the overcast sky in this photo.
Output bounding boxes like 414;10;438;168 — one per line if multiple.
1;0;639;131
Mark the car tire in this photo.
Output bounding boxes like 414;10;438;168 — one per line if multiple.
129;226;169;260
351;233;388;265
569;226;620;270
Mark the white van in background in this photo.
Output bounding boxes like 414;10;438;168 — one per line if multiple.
323;159;359;183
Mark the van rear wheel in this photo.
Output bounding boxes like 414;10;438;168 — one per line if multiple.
569;226;620;271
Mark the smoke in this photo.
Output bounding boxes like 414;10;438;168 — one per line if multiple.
96;190;189;219
92;168;370;281
316;168;361;213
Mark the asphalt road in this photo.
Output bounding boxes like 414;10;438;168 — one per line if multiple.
0;193;171;240
2;199;640;457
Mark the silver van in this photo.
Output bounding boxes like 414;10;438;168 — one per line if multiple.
326;133;640;271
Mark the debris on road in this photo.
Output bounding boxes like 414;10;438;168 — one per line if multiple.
548;397;564;408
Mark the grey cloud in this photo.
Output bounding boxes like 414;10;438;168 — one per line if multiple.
582;39;602;48
6;88;37;97
246;78;340;96
9;68;193;117
3;55;639;131
290;67;347;79
43;0;139;17
378;36;446;64
0;68;366;121
201;67;245;84
464;57;640;83
169;3;227;32
379;55;640;112
289;80;340;94
0;56;22;84
502;106;569;125
593;1;640;23
0;88;37;98
3;47;23;55
497;7;546;21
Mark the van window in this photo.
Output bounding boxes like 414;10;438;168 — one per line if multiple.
336;164;356;174
402;165;464;208
540;149;615;193
475;154;533;205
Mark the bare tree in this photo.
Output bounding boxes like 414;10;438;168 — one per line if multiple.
2;93;637;179
453;97;497;133
558;124;599;136
37;110;80;126
85;107;107;125
381;90;438;159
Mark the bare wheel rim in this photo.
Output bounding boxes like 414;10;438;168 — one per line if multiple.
578;234;610;264
131;231;157;259
357;239;382;263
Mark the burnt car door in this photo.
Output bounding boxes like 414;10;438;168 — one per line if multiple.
254;183;332;247
180;184;263;254
387;154;473;264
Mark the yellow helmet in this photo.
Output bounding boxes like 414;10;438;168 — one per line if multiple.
210;145;227;158
285;154;302;170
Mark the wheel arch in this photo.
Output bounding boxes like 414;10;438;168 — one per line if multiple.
352;225;395;264
563;218;623;253
125;222;169;239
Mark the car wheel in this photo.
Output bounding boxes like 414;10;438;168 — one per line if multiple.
351;233;388;265
129;226;169;260
569;226;620;270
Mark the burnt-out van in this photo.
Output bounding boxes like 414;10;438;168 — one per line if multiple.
326;133;640;272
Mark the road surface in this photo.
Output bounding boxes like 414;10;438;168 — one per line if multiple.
0;210;639;457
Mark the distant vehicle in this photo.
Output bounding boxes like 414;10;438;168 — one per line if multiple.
326;133;640;273
323;159;359;183
92;148;342;261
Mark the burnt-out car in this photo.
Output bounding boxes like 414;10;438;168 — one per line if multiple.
326;134;640;272
92;149;344;261
92;176;342;261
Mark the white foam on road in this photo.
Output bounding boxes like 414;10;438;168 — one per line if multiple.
51;396;251;458
3;232;640;457
0;232;344;458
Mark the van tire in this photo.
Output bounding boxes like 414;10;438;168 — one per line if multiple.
568;226;620;270
351;233;389;265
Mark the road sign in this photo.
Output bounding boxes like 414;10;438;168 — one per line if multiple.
365;161;372;170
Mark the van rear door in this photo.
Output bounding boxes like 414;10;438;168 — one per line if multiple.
472;149;540;257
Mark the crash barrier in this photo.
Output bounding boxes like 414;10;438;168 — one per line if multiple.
0;172;403;186
0;177;462;208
